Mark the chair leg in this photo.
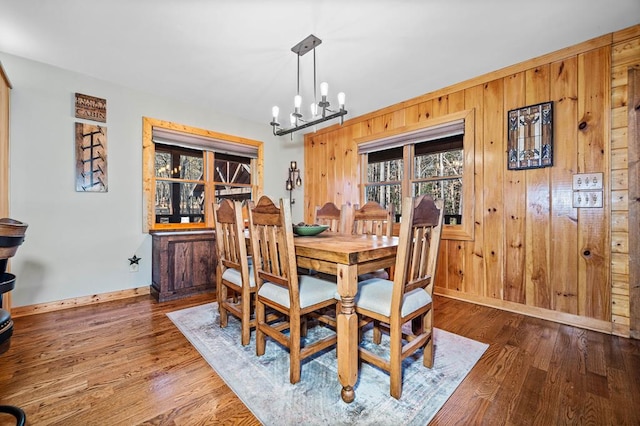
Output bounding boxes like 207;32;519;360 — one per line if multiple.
289;315;301;384
301;315;308;337
422;310;434;368
389;320;403;399
240;291;251;346
255;300;266;356
411;315;423;335
218;281;228;328
373;319;382;344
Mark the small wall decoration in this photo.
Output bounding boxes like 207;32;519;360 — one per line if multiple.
75;92;106;123
75;122;108;192
507;101;553;170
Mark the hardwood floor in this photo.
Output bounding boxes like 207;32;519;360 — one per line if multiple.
1;294;638;425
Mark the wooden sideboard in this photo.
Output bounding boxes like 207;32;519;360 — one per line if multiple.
150;230;216;302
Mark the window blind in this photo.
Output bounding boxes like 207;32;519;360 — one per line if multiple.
152;127;258;159
357;119;465;154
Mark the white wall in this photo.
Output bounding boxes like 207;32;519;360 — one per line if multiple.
0;52;306;307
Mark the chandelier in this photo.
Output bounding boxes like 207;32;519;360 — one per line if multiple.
270;34;347;137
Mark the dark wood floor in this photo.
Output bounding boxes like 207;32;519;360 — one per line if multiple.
1;293;638;425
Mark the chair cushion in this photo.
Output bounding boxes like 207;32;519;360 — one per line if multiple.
341;278;432;318
222;266;255;288
259;275;337;309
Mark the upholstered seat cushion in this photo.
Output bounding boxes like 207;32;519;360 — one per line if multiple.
222;266;256;287
259;275;337;309
339;278;432;317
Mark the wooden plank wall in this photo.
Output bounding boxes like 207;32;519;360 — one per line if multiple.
303;25;640;337
611;27;640;336
628;67;639;339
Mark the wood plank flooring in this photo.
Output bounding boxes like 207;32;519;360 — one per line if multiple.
1;294;638;425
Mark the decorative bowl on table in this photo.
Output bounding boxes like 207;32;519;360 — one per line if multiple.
292;223;329;236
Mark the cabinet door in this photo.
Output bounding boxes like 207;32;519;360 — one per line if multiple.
170;239;194;291
191;238;215;289
152;232;216;302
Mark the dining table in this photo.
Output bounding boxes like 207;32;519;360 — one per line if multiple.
293;232;399;403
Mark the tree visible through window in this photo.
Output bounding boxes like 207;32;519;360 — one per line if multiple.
413;136;463;224
358;110;475;240
143;117;263;232
214;153;252;202
154;144;206;224
365;135;463;224
366;146;402;220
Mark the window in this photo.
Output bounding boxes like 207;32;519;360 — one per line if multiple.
154;144;206;224
214;153;253;202
412;136;463;224
365;146;403;221
357;110;474;240
143;117;263;232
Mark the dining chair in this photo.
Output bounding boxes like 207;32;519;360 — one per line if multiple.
213;199;256;346
351;201;394;238
313;202;345;233
247;195;338;384
352;195;444;399
351;201;394;280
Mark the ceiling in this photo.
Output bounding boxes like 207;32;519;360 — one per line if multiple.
1;1;639;133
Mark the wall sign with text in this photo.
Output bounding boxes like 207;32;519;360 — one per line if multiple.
75;93;106;123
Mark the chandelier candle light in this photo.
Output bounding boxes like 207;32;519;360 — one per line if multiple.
270;34;347;137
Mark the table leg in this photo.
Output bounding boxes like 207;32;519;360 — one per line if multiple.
336;263;358;403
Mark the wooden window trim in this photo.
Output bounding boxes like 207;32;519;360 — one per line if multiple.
142;117;264;233
356;109;475;241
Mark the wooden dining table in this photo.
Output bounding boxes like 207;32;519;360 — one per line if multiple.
293;232;399;403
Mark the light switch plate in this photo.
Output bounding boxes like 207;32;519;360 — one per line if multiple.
572;191;603;208
572;172;603;190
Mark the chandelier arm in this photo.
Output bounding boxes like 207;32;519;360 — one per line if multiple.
274;109;348;136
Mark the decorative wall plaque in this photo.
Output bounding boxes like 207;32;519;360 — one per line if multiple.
75;122;108;192
75;93;106;123
507;101;553;170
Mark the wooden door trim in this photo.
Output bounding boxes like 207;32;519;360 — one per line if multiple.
629;67;640;339
0;62;11;311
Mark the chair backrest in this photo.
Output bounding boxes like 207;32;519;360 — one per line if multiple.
213;199;251;283
247;195;300;309
313;202;345;233
241;199;254;228
391;195;444;311
351;201;394;238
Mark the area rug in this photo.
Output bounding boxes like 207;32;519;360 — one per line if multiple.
167;303;488;425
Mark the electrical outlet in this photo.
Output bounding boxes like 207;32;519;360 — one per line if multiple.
572;190;603;208
129;263;139;272
572;173;603;190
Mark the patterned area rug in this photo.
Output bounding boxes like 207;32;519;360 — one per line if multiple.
167;303;488;426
